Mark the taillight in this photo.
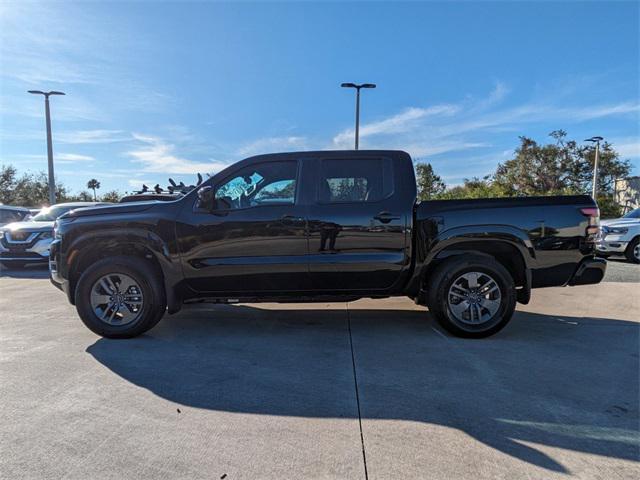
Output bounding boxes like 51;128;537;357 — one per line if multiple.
581;207;600;240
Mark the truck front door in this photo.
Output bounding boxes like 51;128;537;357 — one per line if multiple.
177;159;309;294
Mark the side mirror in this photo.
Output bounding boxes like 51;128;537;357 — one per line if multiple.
215;196;232;211
196;186;214;211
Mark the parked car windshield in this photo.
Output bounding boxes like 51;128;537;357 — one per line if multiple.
623;208;639;219
31;205;78;222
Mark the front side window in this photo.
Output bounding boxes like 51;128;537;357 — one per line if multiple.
318;158;393;203
215;161;297;209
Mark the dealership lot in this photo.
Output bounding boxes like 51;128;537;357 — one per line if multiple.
1;265;638;479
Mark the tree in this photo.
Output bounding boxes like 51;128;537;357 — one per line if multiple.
437;176;509;200
415;162;446;200
75;191;93;202
0;164;71;206
493;130;631;198
87;179;101;201
0;165;18;204
101;190;121;203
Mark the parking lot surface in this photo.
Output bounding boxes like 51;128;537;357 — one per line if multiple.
1;264;639;479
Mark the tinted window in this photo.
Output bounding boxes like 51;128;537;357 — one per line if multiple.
32;205;77;221
0;209;26;223
623;208;639;219
215;161;297;209
319;158;393;203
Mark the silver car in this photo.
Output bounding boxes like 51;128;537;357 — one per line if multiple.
0;202;108;268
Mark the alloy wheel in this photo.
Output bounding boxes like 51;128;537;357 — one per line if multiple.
447;271;502;325
90;273;144;326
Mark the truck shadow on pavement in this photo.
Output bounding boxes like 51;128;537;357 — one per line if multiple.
0;265;49;279
86;305;639;474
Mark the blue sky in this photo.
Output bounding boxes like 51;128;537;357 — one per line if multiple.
1;0;638;195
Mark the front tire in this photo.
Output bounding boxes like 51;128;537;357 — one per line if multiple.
625;237;640;264
75;256;166;338
427;255;517;338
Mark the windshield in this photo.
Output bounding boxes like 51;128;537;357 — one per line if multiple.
31;205;78;222
623;208;640;219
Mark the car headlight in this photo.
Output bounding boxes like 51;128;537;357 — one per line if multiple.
607;227;628;235
0;230;4;239
40;231;53;239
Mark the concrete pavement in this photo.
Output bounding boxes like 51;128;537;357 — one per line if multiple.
0;269;638;479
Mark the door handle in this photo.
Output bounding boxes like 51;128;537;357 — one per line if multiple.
374;211;400;224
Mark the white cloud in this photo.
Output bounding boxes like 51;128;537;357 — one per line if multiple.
127;133;229;174
612;139;640;159
127;179;154;189
56;153;95;163
332;104;459;148
237;136;307;157
57;130;128;144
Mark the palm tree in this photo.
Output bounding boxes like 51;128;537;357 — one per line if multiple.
87;179;101;201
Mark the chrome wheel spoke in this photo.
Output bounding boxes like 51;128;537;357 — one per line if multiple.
449;290;467;300
91;293;111;306
99;277;116;294
466;272;480;289
118;277;136;294
482;297;501;316
450;300;470;318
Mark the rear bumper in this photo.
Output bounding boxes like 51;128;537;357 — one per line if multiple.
568;257;606;286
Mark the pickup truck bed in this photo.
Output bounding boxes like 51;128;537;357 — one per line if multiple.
49;150;605;339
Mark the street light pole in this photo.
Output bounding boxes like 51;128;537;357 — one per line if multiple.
28;90;65;205
341;83;376;150
585;136;603;199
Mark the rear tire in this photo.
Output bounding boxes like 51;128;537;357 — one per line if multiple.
625;237;640;264
75;256;166;338
427;255;517;338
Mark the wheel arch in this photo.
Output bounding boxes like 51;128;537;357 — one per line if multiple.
66;229;182;313
414;226;533;305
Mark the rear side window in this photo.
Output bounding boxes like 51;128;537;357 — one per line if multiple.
318;158;393;203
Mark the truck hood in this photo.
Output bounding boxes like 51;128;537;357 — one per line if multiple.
1;220;54;232
601;218;640;227
60;201;158;219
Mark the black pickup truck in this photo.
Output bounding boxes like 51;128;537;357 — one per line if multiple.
50;150;605;339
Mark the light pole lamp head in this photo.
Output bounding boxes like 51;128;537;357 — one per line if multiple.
341;83;376;90
27;90;66;97
585;136;603;143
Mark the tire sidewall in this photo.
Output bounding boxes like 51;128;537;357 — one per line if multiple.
625;237;640;264
75;257;165;338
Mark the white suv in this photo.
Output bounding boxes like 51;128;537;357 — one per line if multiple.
597;208;640;263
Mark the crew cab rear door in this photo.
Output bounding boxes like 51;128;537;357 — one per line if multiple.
305;152;415;292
